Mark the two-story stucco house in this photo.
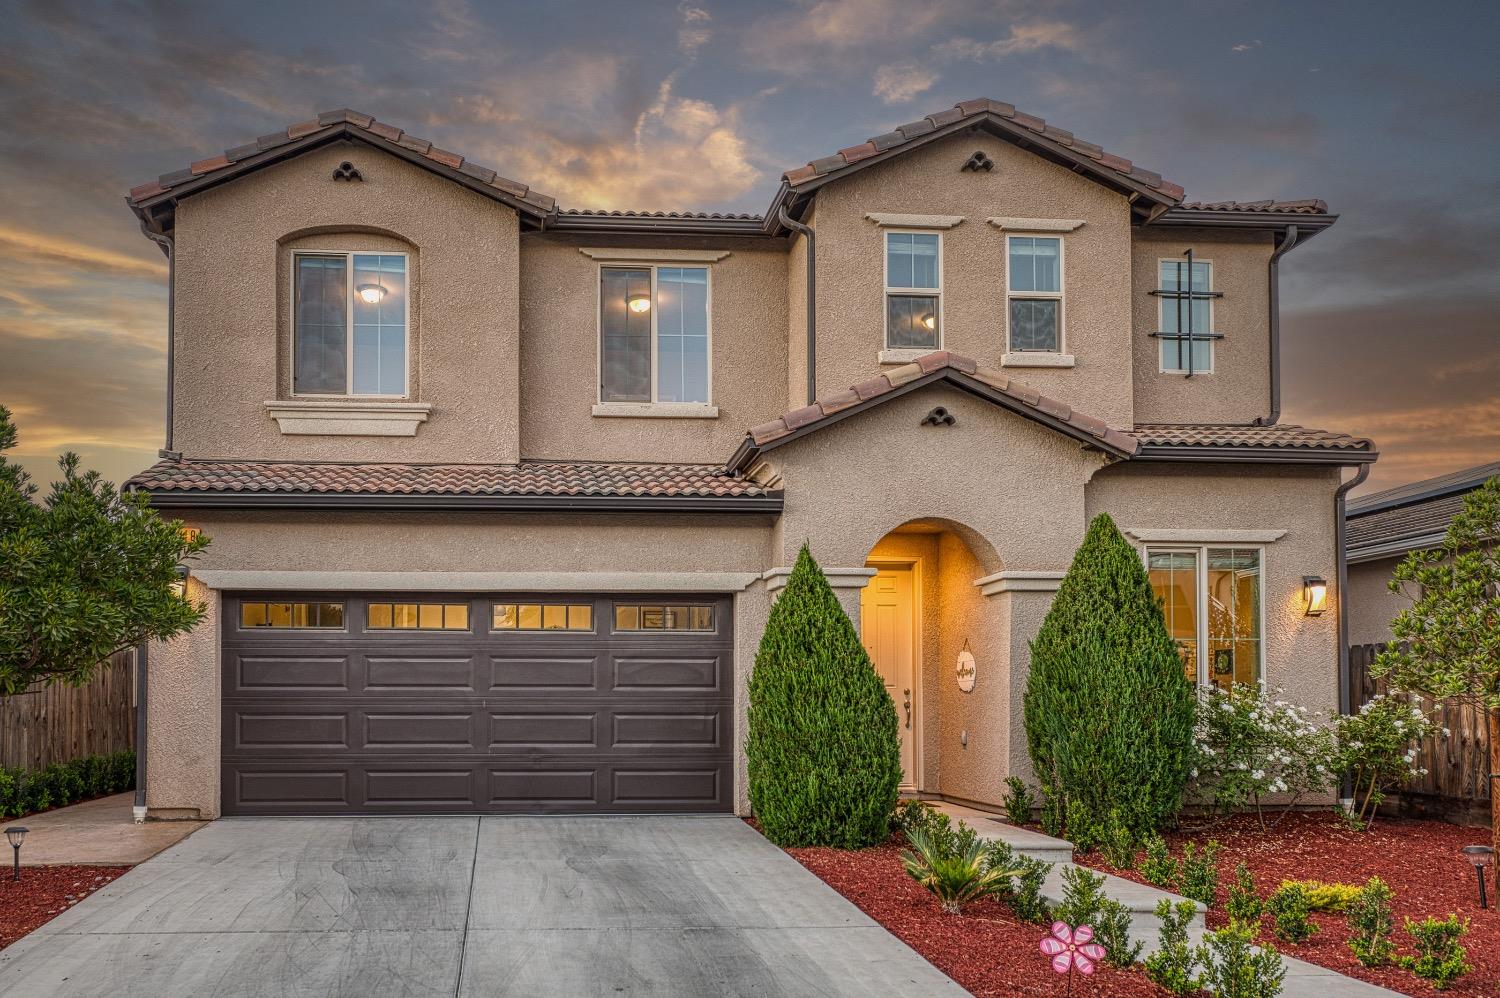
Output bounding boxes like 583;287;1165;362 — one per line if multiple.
124;99;1375;820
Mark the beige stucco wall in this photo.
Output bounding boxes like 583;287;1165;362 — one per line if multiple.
146;578;220;819
807;131;1137;427
786;204;812;410
517;232;790;462
1085;462;1344;717
1131;228;1274;424
1347;555;1408;646
173;141;522;463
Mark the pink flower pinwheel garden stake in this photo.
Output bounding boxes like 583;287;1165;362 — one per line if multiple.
1040;921;1107;995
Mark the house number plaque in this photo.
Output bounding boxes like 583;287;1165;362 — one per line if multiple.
956;648;976;693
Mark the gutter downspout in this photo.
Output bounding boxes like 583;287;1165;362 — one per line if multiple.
138;221;177;457
1255;224;1298;426
1335;461;1372;720
133;641;148;823
777;206;817;405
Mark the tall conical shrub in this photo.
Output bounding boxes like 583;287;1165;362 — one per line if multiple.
748;544;903;847
1023;513;1195;849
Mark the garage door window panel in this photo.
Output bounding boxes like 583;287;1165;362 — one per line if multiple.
241;601;345;629
492;603;595;631
367;602;470;630
614;604;715;631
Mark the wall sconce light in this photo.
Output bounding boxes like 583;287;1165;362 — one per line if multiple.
1464;845;1494;908
5;826;27;881
1302;575;1328;616
169;564;190;599
627;293;652;314
356;283;387;305
919;312;936;331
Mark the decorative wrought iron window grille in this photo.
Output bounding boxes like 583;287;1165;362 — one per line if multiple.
1148;248;1223;378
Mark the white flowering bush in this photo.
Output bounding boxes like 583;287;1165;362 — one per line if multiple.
1188;683;1336;829
1334;693;1439;827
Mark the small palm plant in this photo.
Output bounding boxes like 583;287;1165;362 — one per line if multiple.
900;825;1022;914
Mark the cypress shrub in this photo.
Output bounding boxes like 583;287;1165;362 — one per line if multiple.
748;544;903;847
1023;513;1195;849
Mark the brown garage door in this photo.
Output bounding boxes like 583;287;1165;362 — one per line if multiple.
220;593;733;815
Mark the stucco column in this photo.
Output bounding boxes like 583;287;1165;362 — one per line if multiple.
972;571;1066;787
762;566;877;628
146;579;221;819
733;581;771;816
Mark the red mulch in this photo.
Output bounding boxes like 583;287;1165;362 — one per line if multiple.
1077;813;1494;996
0;866;131;950
765;824;1172;997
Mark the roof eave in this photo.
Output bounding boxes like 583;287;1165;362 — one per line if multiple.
545;213;772;237
1150;209;1339;245
139;489;784;513
1134;444;1377;465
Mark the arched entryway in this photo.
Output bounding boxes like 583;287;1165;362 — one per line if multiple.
861;518;1003;796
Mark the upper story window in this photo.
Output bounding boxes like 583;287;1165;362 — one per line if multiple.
884;232;941;349
1157;257;1216;374
293;252;408;396
599;266;710;404
1006;235;1063;352
1146;546;1263;690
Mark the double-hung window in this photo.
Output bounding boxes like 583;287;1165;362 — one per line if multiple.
884;231;941;349
293;252;408;396
1006;235;1063;352
1158;258;1215;373
1146;546;1263;690
599;266;710;404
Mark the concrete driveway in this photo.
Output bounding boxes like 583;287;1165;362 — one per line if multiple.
0;816;967;998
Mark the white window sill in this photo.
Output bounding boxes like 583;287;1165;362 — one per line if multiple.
591;402;719;419
878;348;940;365
264;400;431;437
1001;353;1076;368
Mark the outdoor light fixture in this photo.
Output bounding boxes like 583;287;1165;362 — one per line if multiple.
5;826;26;881
627;293;652;314
1463;845;1494;909
168;564;190;599
356;283;387;305
920;312;936;331
1302;575;1328;616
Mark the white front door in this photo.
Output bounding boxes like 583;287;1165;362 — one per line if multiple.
860;565;916;788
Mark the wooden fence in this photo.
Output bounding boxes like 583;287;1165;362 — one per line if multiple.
0;650;136;771
1350;642;1490;823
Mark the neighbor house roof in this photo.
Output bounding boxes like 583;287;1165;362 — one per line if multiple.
1345;460;1500;561
128;459;779;512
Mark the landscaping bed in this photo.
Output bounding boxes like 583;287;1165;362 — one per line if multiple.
778;827;1172;997
1077;812;1495;996
0;865;130;950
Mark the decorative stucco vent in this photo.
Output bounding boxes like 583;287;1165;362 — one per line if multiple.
921;406;956;427
331;161;363;182
961;150;994;172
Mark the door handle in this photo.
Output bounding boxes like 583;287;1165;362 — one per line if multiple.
902;689;911;730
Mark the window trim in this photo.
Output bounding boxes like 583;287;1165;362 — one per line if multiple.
290;249;411;400
1004;232;1066;354
1143;543;1267;690
1156;255;1216;375
594;262;715;408
882;229;943;351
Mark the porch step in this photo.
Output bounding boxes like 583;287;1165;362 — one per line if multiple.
925;802;1400;996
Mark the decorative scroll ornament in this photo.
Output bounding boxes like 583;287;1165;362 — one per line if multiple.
956;640;976;693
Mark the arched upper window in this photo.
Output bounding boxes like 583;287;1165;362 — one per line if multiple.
292;248;409;397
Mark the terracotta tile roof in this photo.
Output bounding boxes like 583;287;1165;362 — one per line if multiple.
1131;424;1374;451
734;351;1140;470
558;209;763;221
1176;199;1330;214
126;108;556;214
782;98;1186;202
128;459;767;499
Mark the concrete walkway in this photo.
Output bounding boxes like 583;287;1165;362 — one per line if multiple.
0;816;968;998
932;802;1401;997
6;793;206;866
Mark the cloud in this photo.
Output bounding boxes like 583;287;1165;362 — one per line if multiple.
0;226;166;280
678;4;712;57
1232;40;1262;52
935;20;1081;61
873;63;939;104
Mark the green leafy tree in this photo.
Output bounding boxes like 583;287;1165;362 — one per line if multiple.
1024;513;1197;849
1374;476;1500;848
747;544;902;847
0;406;208;695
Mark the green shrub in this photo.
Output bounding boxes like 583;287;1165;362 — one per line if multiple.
747;545;903;847
985;841;1052;924
0;768;15;818
900;825;1021;914
1180;840;1220;906
109;749;136;792
1095;898;1143;968
1140;833;1180;889
1226;863;1263;924
1267;883;1316;944
1053;865;1107;930
1347;877;1396;968
891;799;931;836
0;751;134;820
895;805;977;857
1001;776;1035;825
1334;694;1436;827
1144;899;1203;995
1101;809;1137;870
1279;879;1360;913
1399;915;1469;989
1023;514;1196;850
1197;921;1286;998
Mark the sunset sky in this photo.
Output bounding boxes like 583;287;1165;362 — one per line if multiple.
2;0;1496;495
